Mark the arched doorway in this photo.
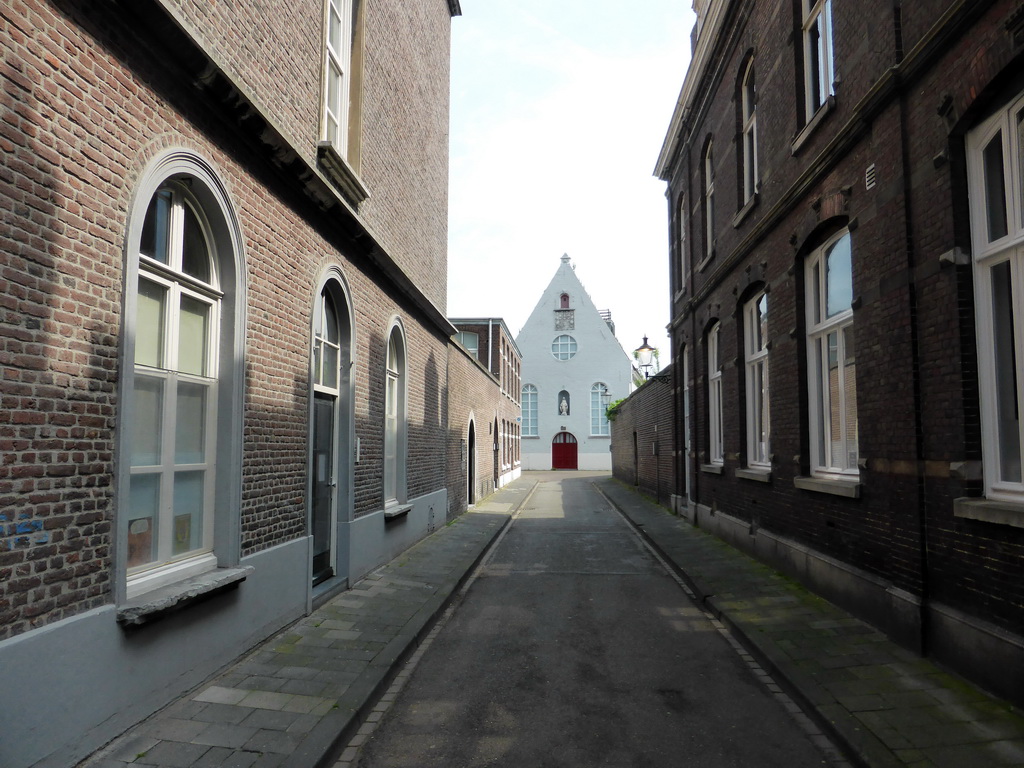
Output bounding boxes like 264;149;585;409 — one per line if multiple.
467;421;476;505
310;276;352;587
552;432;578;470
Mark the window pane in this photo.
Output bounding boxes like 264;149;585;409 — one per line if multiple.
758;293;769;349
178;295;209;376
173;470;205;556
328;1;343;55
983;132;1009;242
135;278;166;368
323;295;340;343
175;381;207;464
328;61;342;118
991;261;1022;482
181;203;212;284
814;339;827;466
140;189;171;264
128;474;160;569
322;343;339;389
826;234;853;317
843;325;858;469
131;376;163;466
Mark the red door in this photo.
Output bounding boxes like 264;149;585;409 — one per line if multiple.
551;432;578;469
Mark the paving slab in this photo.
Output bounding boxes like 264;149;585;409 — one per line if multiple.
597;477;1024;768
80;480;531;768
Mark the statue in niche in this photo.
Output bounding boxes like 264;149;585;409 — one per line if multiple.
558;391;570;415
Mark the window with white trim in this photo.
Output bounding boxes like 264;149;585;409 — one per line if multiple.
741;59;759;204
522;384;538;437
323;0;353;152
456;331;479;358
127;181;221;593
805;230;857;477
551;334;578;360
708;323;724;464
967;92;1024;500
591;383;610;436
704;141;715;258
676;193;687;293
802;0;834;121
384;325;406;506
744;292;770;467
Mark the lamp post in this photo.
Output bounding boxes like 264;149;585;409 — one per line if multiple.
635;336;656;379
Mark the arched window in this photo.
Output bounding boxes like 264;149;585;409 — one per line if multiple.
704;140;715;258
805;230;857;476
591;383;610;436
707;323;724;465
384;324;407;506
522;384;538;437
967;93;1024;498
744;291;770;467
740;58;758;204
560;293;570;309
121;153;244;600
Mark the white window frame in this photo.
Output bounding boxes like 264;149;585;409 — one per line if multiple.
708;323;724;465
704;141;715;258
456;331;479;358
741;59;759;204
591;383;610;436
128;182;222;597
967;92;1024;501
384;325;406;506
802;0;834;120
744;292;770;467
676;193;687;294
323;0;353;151
551;334;578;360
805;230;858;478
522;384;538;437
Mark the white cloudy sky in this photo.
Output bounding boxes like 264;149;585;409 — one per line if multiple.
446;0;696;366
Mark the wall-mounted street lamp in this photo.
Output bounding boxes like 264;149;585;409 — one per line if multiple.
634;336;670;383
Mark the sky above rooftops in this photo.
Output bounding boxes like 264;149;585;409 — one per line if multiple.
446;0;695;365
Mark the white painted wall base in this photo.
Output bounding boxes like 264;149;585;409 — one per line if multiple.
0;538;310;768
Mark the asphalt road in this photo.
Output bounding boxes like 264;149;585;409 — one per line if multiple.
353;474;835;767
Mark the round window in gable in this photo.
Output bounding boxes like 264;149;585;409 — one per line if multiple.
551;334;578;360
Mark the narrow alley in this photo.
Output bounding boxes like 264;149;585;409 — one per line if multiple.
347;473;841;767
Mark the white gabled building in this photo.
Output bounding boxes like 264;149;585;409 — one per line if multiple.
517;255;633;470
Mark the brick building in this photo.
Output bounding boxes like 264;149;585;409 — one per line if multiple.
449;318;523;503
0;1;517;765
657;0;1024;704
610;363;676;505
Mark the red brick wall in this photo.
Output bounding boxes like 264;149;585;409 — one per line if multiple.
610;370;676;505
0;0;456;639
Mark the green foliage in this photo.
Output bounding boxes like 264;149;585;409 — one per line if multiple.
605;397;627;422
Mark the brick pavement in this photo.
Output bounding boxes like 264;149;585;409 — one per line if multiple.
79;481;530;768
81;473;1024;767
596;477;1024;768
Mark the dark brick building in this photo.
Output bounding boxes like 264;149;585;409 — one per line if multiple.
610;363;676;506
0;1;516;766
657;0;1024;704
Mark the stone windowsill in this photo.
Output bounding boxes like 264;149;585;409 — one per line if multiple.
953;497;1024;529
317;141;370;205
384;503;413;521
701;463;724;475
794;475;861;498
731;193;758;228
791;95;835;156
117;566;254;627
736;467;771;483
